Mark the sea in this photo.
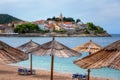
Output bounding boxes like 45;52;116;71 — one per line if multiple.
0;34;120;80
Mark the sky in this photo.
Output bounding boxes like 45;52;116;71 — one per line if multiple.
0;0;120;34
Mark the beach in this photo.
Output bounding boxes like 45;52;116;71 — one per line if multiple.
0;64;114;80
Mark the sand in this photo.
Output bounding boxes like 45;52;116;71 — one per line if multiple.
0;64;115;80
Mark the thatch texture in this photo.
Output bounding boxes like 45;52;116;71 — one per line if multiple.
30;38;81;57
73;40;102;53
0;40;28;64
17;40;40;53
74;40;120;70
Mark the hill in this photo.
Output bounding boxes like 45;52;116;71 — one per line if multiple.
0;14;22;24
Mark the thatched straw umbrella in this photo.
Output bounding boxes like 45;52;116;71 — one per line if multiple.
73;40;102;80
73;40;102;53
17;40;40;74
74;40;120;79
0;40;28;64
30;37;81;80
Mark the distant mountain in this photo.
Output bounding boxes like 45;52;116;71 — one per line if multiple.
0;14;22;24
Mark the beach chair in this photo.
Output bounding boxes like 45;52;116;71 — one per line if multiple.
18;68;36;75
18;68;26;75
72;73;88;80
82;74;88;80
72;73;81;80
27;69;36;75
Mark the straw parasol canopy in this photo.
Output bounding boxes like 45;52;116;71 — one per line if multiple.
31;38;81;57
17;40;40;53
30;37;81;80
17;40;41;74
0;40;28;64
73;40;102;53
74;40;120;70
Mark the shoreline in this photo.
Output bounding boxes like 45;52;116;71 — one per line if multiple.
0;33;111;37
0;64;115;80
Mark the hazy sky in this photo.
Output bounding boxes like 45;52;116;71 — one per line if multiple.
0;0;120;34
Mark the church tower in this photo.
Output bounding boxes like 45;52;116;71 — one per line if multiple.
60;13;63;22
59;13;64;30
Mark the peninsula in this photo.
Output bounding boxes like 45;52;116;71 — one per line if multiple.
0;14;110;37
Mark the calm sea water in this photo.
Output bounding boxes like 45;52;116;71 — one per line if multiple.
0;34;120;79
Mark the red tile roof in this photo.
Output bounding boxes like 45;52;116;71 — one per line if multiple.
63;22;73;25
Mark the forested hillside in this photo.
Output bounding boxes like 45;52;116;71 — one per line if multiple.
0;14;22;24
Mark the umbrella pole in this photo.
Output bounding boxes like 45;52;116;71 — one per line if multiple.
87;69;90;80
87;52;91;80
30;53;32;75
50;37;55;80
50;53;54;80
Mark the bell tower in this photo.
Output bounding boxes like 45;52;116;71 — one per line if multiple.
60;13;63;22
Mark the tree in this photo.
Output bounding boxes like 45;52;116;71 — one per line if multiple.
95;26;106;34
84;29;90;34
76;19;81;23
87;22;96;30
52;16;56;21
14;23;40;33
47;18;52;21
86;22;106;34
55;17;61;22
63;17;66;22
64;17;75;22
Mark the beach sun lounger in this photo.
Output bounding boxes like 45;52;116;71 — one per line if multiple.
72;73;88;80
18;68;35;75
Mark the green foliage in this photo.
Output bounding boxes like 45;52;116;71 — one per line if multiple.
63;17;75;22
14;23;40;33
86;22;106;34
55;18;61;22
39;29;50;33
76;19;81;23
52;16;56;21
94;26;101;34
47;16;75;22
47;18;52;21
84;30;90;34
53;29;66;33
0;14;22;24
87;22;97;30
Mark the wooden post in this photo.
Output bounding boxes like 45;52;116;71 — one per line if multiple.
30;53;32;75
50;53;54;80
50;37;55;80
88;52;91;80
87;69;90;80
